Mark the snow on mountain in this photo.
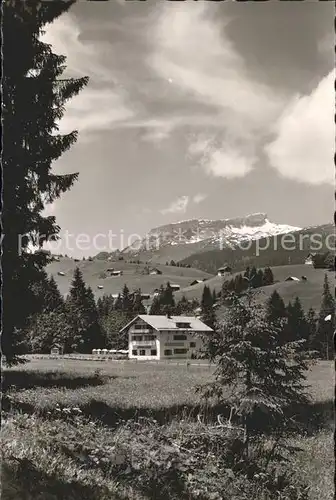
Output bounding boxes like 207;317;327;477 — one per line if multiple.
122;213;301;255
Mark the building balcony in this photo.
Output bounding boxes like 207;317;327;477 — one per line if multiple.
131;340;157;347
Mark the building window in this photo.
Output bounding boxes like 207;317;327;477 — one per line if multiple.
132;335;143;341
139;350;146;356
164;349;172;356
175;322;191;329
132;349;137;356
190;342;196;348
173;334;187;341
150;350;157;356
174;348;188;354
144;335;155;341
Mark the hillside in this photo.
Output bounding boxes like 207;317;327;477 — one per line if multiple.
46;257;214;298
179;224;334;273
175;264;331;312
96;213;300;265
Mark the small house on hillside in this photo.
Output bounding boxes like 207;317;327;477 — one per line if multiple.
189;279;206;286
110;270;123;277
121;314;213;360
150;268;162;275
217;265;232;276
170;284;181;291
285;276;300;282
57;271;65;276
97;285;104;290
304;253;316;265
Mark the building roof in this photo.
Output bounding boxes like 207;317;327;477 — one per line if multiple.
285;276;300;281
217;265;231;271
120;315;213;333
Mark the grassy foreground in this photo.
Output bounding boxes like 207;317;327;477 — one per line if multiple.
2;358;334;500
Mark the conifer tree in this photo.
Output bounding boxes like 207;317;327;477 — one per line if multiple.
255;269;264;288
212;289;217;304
149;296;163;315
199;289;309;459
159;283;175;316
201;285;216;329
315;274;335;359
43;276;64;312
176;295;193;315
234;274;245;294
121;284;133;315
65;268;105;352
286;297;308;345
132;289;146;315
263;267;274;286
265;290;287;325
114;294;123;311
306;307;317;352
2;0;88;363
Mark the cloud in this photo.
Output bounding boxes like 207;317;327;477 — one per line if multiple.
193;193;207;204
188;135;255;179
40;13;136;137
265;70;334;185
160;196;189;215
149;2;283;177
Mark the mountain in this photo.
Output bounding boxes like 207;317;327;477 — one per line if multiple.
179;223;334;274
120;213;301;264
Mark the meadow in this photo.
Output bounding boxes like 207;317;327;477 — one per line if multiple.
2;357;334;500
175;264;331;312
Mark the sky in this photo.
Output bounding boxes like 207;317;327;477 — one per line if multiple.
42;0;334;257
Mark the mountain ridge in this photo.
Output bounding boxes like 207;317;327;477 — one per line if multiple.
122;212;301;259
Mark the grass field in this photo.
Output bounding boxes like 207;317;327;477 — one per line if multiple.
46;257;214;298
2;358;334;499
175;264;331;311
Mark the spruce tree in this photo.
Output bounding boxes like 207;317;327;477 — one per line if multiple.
176;295;193;315
199;289;309;459
201;285;216;329
306;307;317;352
250;266;258;288
161;283;175;316
121;284;133;315
265;290;287;325
263;267;274;286
2;0;88;363
286;297;308;345
132;289;146;315
43;276;64;312
114;294;123;311
66;268;105;352
315;274;335;360
149;296;163;315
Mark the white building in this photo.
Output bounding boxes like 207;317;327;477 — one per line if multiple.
120;314;213;361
